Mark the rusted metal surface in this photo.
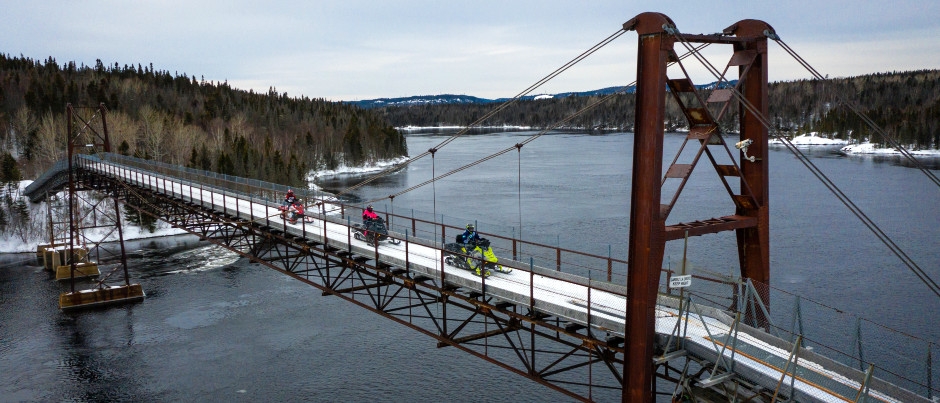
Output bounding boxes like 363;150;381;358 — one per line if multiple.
73;158;630;402
62;103;137;306
625;12;773;402
664;215;758;241
728;20;773;307
623;11;673;403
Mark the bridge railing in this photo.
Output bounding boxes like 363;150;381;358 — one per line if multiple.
93;153;332;208
23;159;70;201
89;152;631;285
662;266;939;400
755;279;940;400
373;208;630;284
78;154;636;330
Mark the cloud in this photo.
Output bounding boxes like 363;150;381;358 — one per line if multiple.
2;1;938;101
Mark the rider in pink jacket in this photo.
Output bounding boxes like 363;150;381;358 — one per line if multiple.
362;205;379;236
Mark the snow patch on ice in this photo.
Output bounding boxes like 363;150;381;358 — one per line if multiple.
770;132;848;145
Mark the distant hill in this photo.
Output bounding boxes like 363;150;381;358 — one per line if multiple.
365;71;940;150
348;86;637;109
345;82;747;109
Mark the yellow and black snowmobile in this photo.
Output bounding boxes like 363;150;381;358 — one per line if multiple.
443;237;511;277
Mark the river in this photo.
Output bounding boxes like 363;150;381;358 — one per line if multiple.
2;131;938;402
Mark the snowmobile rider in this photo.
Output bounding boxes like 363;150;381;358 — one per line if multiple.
460;224;481;245
283;189;297;206
362;205;379;236
288;200;308;224
281;189;298;219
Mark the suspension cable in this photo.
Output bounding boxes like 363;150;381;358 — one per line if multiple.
360;43;711;204
670;33;940;299
331;28;629;200
772;38;940;189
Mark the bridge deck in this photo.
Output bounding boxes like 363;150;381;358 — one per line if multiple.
62;155;927;403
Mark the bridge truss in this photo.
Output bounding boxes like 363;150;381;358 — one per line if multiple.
76;164;636;401
58;153;927;403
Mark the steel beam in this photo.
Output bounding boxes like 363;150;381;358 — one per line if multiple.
624;13;774;401
622;12;674;403
82;173;627;402
727;20;773;311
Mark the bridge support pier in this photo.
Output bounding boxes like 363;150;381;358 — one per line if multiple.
55;262;100;281
59;284;145;311
53;103;143;311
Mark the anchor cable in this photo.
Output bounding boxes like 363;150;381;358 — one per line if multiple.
670;32;940;299
772;38;940;189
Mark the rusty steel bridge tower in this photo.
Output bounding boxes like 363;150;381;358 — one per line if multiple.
623;12;772;402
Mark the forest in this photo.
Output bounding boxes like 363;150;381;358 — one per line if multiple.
0;54;408;186
0;55;937;239
374;69;940;149
2;54;937;193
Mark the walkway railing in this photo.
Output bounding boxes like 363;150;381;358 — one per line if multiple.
90;153;630;284
658;268;940;400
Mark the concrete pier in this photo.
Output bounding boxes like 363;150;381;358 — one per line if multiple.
36;242;65;259
42;246;88;271
59;284;145;310
54;262;100;281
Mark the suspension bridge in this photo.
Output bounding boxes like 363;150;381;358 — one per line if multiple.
21;12;939;402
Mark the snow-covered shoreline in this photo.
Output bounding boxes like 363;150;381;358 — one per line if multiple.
307;156;411;181
769;132;849;146
838;142;940;155
396;124;535;131
0;217;189;254
768;132;940;156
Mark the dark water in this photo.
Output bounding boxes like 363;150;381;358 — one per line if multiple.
2;131;939;402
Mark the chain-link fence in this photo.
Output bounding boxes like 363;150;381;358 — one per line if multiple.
660;266;938;400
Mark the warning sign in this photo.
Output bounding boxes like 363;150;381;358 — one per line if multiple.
669;275;692;288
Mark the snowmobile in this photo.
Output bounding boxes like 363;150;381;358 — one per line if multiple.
443;237;511;277
353;217;401;247
280;201;313;224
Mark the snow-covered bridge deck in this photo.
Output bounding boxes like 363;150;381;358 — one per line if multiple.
39;154;929;402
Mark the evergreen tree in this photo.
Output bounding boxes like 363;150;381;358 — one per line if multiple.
122;203;157;233
0;52;408;182
0;152;21;183
343;115;363;165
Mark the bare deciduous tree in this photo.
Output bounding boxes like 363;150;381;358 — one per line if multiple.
138;106;166;160
106;110;138;155
35;112;65;165
164;118;203;166
11;107;38;157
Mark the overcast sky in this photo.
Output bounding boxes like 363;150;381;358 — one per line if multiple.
3;1;938;101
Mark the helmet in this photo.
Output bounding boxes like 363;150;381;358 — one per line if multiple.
466;224;475;231
287;189;294;196
367;205;373;212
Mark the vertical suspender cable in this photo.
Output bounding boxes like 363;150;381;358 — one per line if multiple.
431;148;438;244
516;143;524;254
